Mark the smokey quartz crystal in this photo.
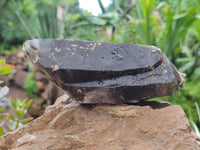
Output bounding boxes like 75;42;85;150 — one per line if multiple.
23;39;185;104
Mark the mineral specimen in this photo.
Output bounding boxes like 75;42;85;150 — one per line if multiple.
23;39;185;104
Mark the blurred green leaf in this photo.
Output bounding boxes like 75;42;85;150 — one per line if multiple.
16;99;21;103
179;61;195;72
20;117;33;124
0;114;6;120
14;108;25;118
97;0;107;13
22;99;27;105
8;114;16;121
131;0;156;45
157;4;198;63
28;61;33;71
24;74;38;98
16;99;27;110
83;15;107;25
195;102;200;122
191;121;200;137
0;59;5;64
0;64;14;75
0;127;5;136
9;97;16;108
0;107;6;113
24;100;32;110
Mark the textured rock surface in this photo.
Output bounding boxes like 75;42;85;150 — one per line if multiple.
0;96;199;150
23;39;185;104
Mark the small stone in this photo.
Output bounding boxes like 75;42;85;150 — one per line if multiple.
36;81;48;90
14;70;28;88
17;51;25;58
53;94;71;105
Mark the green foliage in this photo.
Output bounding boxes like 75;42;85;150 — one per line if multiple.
0;0;28;51
127;0;198;65
0;0;79;51
13;0;61;39
0;64;14;75
24;75;38;98
0;59;14;75
0;98;33;136
179;17;200;78
0;59;14;99
157;3;198;64
131;0;156;45
0;107;6;114
80;0;131;39
24;61;38;98
12;0;79;39
0;59;32;136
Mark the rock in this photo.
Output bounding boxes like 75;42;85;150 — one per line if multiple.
35;70;48;81
41;82;65;105
23;39;185;104
0;98;199;150
14;70;28;88
36;81;48;90
16;51;25;59
15;64;26;71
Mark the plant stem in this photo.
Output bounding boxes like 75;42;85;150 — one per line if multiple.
97;0;106;14
15;116;21;130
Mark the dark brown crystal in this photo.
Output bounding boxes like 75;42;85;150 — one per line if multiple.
23;39;185;104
